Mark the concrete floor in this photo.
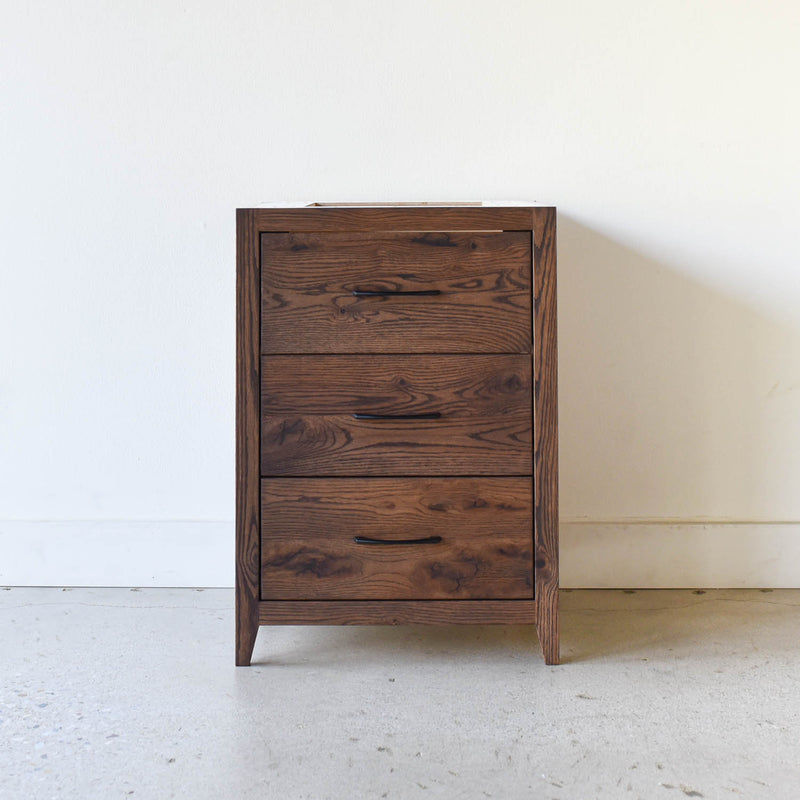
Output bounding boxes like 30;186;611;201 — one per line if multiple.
1;589;799;799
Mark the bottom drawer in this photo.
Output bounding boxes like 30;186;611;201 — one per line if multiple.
260;477;533;600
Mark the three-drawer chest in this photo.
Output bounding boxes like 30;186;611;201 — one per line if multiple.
236;203;558;665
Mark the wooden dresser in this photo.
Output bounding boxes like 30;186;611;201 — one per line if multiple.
236;203;558;665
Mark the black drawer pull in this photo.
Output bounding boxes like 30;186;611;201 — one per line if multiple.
352;412;442;420
352;289;442;297
354;535;443;546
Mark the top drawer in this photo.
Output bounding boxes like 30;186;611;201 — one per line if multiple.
261;231;531;353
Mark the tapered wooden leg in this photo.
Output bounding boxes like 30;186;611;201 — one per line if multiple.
236;615;259;666
536;587;559;665
234;523;260;666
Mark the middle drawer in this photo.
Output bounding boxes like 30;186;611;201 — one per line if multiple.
261;354;532;476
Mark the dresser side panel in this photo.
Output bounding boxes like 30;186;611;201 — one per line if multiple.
532;206;559;664
236;209;261;665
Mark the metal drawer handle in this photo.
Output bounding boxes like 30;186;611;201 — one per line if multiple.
352;289;442;297
352;412;442;420
354;536;443;546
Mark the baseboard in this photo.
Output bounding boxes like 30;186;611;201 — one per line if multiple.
3;519;799;588
561;521;800;588
0;520;232;587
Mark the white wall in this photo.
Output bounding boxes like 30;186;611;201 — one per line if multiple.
2;1;800;586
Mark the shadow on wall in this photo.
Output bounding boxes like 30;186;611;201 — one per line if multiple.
557;216;800;588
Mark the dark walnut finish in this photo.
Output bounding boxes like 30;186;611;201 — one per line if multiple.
261;231;531;353
258;600;537;626
261;414;531;476
261;354;531;476
236;203;558;665
262;354;530;416
532;206;559;665
261;477;533;600
235;209;260;667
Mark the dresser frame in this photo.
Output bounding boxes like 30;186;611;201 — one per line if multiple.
236;204;558;665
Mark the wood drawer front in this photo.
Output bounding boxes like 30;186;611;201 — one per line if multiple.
260;355;532;476
260;477;533;600
261;231;532;353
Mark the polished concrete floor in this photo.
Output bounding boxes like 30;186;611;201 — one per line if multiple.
2;588;799;799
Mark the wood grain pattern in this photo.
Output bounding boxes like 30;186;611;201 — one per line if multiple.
261;413;531;476
252;206;536;233
260;477;533;600
235;209;261;666
261;231;531;353
532;207;559;665
258;599;537;626
237;204;556;665
261;354;531;475
262;354;531;417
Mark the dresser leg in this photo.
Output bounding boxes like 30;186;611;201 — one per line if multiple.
236;619;259;666
536;591;560;665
